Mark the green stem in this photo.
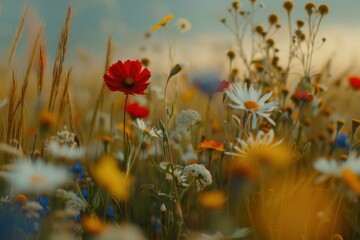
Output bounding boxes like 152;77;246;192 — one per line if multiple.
205;95;212;139
123;94;129;156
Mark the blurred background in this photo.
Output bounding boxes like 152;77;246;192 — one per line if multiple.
0;0;359;77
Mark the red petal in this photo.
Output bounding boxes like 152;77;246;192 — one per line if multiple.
123;60;133;76
135;68;151;84
129;60;142;78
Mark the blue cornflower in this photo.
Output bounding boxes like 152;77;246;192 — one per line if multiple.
35;197;50;215
81;189;89;199
71;162;85;179
192;71;229;96
106;205;115;221
334;133;350;152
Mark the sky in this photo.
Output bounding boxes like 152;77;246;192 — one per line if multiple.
0;0;360;74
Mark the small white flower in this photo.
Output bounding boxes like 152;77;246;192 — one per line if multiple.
47;141;85;159
133;119;163;138
313;152;360;183
56;189;87;215
182;164;212;191
160;162;186;184
200;227;251;239
175;109;201;130
160;204;166;212
52;126;78;147
176;18;192;32
0;195;11;203
1;159;70;194
226;83;277;128
175;109;201;129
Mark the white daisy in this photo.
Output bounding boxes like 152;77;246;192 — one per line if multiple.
228;129;282;157
176;18;192;32
0;159;70;194
313;152;360;183
133;118;163;138
226;83;278;128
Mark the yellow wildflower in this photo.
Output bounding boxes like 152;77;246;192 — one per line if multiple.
199;190;226;209
90;155;131;201
152;14;174;31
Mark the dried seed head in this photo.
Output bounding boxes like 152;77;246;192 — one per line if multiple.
303;118;312;127
322;107;332;116
144;32;151;39
296;20;304;29
141;57;150;67
255;63;264;72
299;33;306;42
281;85;289;96
227;50;236;60
268;14;279;25
336;120;345;132
305;2;316;15
318;132;326;140
272;56;279;67
266;38;275;48
249;0;257;5
326;125;335;134
255;25;264;35
283;1;294;13
220;18;226;24
295;29;302;36
231;68;239;77
232;1;240;10
318;4;329;16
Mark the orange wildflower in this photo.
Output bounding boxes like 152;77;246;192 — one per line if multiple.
198;140;225;152
342;168;360;195
82;215;108;235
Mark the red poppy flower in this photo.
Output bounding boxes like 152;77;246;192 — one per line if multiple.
126;103;150;119
104;60;150;95
349;76;360;90
294;89;314;103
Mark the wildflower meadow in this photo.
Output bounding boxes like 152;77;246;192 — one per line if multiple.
0;0;359;239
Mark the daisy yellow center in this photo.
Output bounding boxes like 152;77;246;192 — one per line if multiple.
244;100;260;111
30;175;48;184
124;77;135;87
